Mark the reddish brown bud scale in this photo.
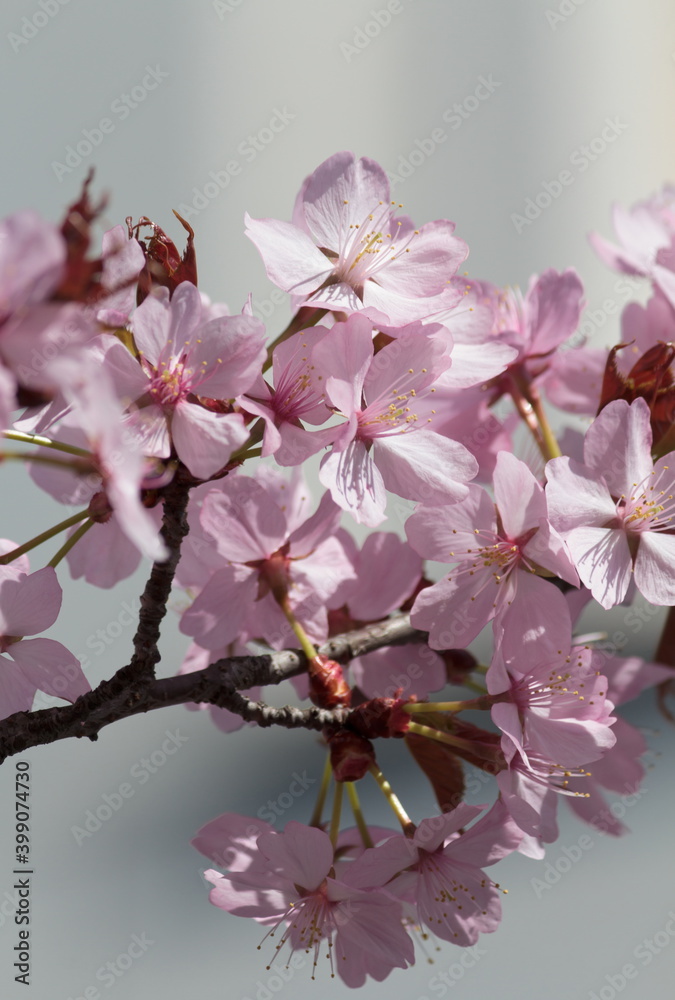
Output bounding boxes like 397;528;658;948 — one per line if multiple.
307;654;351;709
327;730;375;782
348;697;410;739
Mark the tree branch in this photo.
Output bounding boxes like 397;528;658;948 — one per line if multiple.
0;614;425;761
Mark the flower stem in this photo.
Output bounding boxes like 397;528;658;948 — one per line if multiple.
277;596;318;661
2;430;92;458
329;779;343;848
309;754;332;828
408;722;492;757
526;383;562;459
345;782;374;849
0;509;91;565
368;764;415;834
0;450;93;472
404;695;493;714
47;519;94;568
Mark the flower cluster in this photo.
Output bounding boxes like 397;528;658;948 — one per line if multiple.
0;158;673;987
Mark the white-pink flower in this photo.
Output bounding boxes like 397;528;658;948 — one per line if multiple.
204;820;414;986
246;151;468;324
546;397;675;608
407;452;578;648
103;281;267;479
311;314;478;526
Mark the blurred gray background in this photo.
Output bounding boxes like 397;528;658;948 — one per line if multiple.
1;1;675;998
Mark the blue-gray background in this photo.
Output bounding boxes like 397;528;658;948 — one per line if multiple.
1;1;675;998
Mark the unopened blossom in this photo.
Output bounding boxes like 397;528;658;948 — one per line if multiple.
407;452;578;648
344;800;521;946
311;314;477;526
0;558;89;720
204;821;414;986
103;280;267;479
545;397;675;608
246;151;468;324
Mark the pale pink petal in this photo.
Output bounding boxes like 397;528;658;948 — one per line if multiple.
201;481;287;562
583;398;653;496
0;566;61;636
257;821;333;891
172;402;248;480
180;566;259;649
244;214;334;296
8;637;89;702
634;532;675;605
565;526;632;608
374;430;476;505
319;440;387;526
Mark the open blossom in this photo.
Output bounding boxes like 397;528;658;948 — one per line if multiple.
407;452;578;648
238;325;334;464
311;313;477;526
203;821;414;986
180;469;355;650
103;280;267;479
246;151;468;324
589;192;675;308
488;605;616;771
344;801;521;946
0;556;89;720
545;397;675;608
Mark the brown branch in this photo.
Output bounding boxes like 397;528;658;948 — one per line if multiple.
0;614;425;761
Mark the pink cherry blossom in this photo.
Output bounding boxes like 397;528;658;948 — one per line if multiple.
407;452;578;648
488;606;616;771
103;280;267;479
238;325;334;464
180;470;355;650
246;151;468;324
311;314;478;526
545;397;675;608
0;560;89;720
204;820;414;985
344;800;521;946
590;195;675;309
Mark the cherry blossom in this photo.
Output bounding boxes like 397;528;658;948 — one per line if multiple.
246;151;468;324
546;397;675;607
